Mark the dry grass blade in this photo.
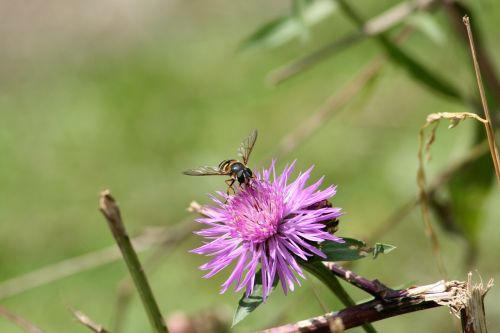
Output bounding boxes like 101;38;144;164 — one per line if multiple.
418;112;488;179
443;2;500;100
0;306;46;333
417;112;489;278
72;310;110;333
463;16;500;187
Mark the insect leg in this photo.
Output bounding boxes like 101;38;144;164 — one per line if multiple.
225;178;236;195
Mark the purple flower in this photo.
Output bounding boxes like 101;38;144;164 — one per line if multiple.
191;161;343;299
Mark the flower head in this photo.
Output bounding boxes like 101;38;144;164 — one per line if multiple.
191;161;343;299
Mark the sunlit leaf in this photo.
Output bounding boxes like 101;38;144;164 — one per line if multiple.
240;0;337;50
407;12;446;45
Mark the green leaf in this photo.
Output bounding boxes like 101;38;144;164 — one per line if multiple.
240;0;337;50
372;243;396;258
378;34;461;99
336;0;462;100
292;0;309;42
318;237;396;261
232;270;278;327
407;12;446;45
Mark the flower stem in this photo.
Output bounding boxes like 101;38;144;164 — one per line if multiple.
300;260;377;333
99;190;169;333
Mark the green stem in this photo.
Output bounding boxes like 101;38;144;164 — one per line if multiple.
301;260;377;333
99;190;169;333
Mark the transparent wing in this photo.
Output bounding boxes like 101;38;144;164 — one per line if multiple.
237;129;258;164
182;166;225;176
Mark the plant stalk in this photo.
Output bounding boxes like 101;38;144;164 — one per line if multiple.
99;190;169;333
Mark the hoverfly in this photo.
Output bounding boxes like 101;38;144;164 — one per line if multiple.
183;130;258;194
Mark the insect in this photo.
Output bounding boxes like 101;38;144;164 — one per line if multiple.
183;130;258;194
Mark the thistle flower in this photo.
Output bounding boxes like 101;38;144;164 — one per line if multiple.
191;161;343;299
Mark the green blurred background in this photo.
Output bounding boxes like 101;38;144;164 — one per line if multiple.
1;1;499;332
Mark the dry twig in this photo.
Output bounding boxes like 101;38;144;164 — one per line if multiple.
262;264;492;332
0;306;45;333
72;310;111;333
460;273;493;333
257;278;467;333
463;16;500;187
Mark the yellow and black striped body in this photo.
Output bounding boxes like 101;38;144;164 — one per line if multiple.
218;159;254;188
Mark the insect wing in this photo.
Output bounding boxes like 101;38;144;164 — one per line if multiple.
182;166;225;176
237;129;258;164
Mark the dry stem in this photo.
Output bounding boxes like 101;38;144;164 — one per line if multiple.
257;279;468;333
461;273;493;333
416;112;492;278
0;306;46;333
463;16;500;187
72;310;110;333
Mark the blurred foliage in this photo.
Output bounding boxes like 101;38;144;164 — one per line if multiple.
240;0;337;50
1;0;500;332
